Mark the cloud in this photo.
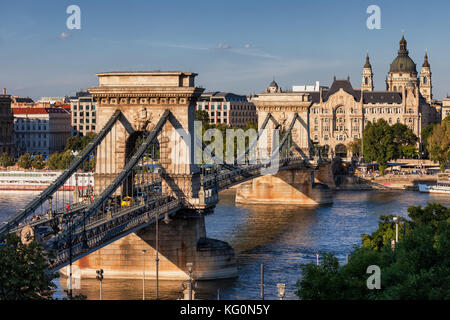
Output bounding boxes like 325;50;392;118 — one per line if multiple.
59;32;71;39
217;43;231;49
153;42;278;59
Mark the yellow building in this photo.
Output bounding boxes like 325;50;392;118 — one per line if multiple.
261;36;439;158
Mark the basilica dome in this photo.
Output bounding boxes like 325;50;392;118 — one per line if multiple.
389;35;417;74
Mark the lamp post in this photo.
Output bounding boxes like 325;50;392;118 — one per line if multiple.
142;249;146;300
155;214;159;300
316;252;319;266
96;269;103;300
393;216;399;243
277;284;286;300
186;262;193;300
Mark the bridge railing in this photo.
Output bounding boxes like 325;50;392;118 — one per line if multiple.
0;110;124;237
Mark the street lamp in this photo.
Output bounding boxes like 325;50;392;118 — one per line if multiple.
316;252;319;266
393;216;399;243
96;269;103;300
142;249;146;300
277;284;286;300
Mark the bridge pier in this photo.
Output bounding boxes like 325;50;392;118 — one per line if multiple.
61;211;237;280
235;166;333;205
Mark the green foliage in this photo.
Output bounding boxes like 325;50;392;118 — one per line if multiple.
347;139;361;157
361;215;409;251
48;133;98;170
421;123;435;157
426;120;450;172
296;202;450;300
391;123;418;158
18;153;33;169
0;152;15;168
363;120;419;172
0;233;58;300
31;155;45;170
363;119;396;173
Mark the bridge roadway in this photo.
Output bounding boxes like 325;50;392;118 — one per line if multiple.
1;105;318;272
12;156;311;270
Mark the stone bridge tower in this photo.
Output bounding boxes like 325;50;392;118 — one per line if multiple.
89;71;211;209
254;82;312;159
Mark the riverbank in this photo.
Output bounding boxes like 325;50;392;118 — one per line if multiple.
336;174;439;191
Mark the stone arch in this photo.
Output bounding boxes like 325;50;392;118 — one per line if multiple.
335;143;347;158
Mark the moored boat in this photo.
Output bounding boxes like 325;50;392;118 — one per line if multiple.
418;180;450;194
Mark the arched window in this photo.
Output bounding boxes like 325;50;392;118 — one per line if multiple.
365;77;369;85
398;86;403;91
393;86;397;91
423;77;428;84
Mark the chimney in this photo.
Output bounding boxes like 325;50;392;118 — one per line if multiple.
2;88;5;95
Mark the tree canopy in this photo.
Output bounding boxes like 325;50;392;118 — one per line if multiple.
0;152;15;168
362;119;418;172
426;119;450;172
296;202;450;300
0;233;58;300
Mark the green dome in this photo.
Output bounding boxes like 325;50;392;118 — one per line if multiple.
390;56;417;73
389;35;417;74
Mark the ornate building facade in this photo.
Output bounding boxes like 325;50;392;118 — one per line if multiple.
260;36;439;158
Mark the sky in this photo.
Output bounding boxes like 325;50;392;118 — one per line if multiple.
1;0;450;100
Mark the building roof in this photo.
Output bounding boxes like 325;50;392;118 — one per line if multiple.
389;35;417;74
269;80;278;88
307;78;403;105
322;78;361;102
362;91;403;104
364;53;372;68
11;96;34;103
12;107;71;115
422;51;430;68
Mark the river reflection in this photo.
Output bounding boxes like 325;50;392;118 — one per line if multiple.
0;189;449;300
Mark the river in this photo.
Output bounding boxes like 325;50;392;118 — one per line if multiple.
0;189;448;300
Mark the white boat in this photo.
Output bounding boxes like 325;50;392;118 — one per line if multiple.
0;171;94;191
418;181;450;194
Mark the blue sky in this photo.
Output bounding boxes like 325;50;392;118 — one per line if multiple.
1;0;450;100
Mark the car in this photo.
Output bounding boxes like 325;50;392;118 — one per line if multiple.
121;196;133;207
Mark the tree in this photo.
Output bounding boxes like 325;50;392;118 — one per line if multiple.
0;152;15;168
347;139;362;157
427;120;450;172
295;202;450;300
48;153;62;170
421;123;436;158
363;119;396;174
31;155;45;170
18;153;33;170
391;123;418;158
0;233;58;300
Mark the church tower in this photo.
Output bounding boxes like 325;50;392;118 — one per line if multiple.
362;52;374;91
386;34;418;92
420;50;432;103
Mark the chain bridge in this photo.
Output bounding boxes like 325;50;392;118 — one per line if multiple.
0;71;334;281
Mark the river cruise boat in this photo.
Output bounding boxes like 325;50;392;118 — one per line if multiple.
0;171;94;191
418;180;450;194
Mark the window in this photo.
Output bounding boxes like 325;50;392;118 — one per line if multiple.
423;77;428;84
324;135;329;141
